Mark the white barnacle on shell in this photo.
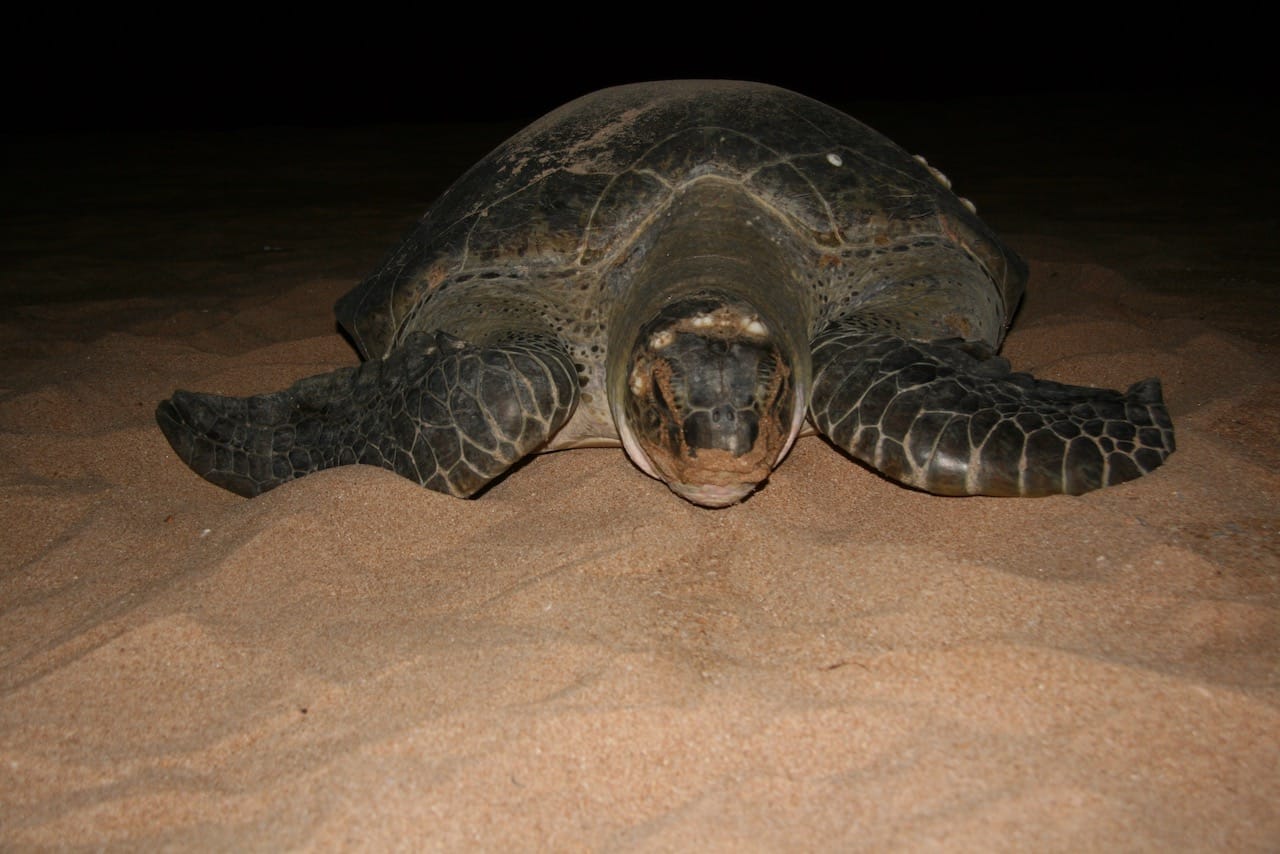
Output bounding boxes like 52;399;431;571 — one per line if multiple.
914;154;953;190
743;318;769;338
690;314;714;328
649;329;675;350
959;196;977;214
826;152;843;167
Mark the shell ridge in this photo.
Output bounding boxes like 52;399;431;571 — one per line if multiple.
577;166;674;267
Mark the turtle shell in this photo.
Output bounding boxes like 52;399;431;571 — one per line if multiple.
335;80;1026;363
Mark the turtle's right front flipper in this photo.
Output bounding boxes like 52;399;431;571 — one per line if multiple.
156;331;579;498
808;324;1175;496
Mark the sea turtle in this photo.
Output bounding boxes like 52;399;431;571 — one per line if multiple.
157;80;1174;507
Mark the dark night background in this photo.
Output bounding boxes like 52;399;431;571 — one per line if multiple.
2;16;1269;130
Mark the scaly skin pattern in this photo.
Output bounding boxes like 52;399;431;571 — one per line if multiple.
808;323;1175;496
156;332;578;497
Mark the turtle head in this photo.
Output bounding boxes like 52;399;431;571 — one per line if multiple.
615;293;802;507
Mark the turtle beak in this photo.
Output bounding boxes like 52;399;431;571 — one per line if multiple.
667;481;758;508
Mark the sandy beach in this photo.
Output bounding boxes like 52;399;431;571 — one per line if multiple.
1;92;1276;849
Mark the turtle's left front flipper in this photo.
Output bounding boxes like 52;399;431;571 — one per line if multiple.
156;331;579;498
808;323;1174;496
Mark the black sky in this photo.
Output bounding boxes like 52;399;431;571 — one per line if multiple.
5;19;1266;132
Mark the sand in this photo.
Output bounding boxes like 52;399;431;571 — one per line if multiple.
2;95;1277;849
